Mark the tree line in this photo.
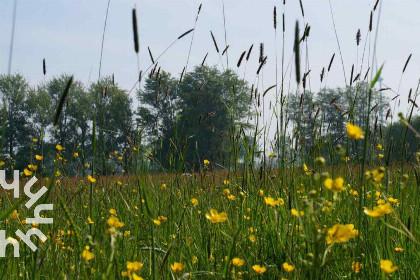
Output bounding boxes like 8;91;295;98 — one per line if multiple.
1;64;412;176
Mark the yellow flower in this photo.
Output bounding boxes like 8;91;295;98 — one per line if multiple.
264;197;284;207
87;175;96;183
87;216;94;224
223;189;230;195
352;261;363;273
132;273;144;280
192;256;198;263
107;216;124;228
81;249;94;261
268;152;275;158
388;197;399;205
259;189;264;196
9;210;19;219
324;177;345;192
127;261;143;272
28;164;37;171
153;219;161;226
394;247;404;252
249;235;256;243
223;179;230;185
56;144;64;151
252;265;267;275
32;138;39;143
35;155;43;161
378;154;384;158
303;163;311;175
0;161;4;167
346;123;364;139
364;203;393;218
377;144;383;150
291;209;304;217
205;209;227;223
227;194;235;200
124;231;131;237
23;169;32;176
282;262;295;273
325;224;358;244
160;184;167;190
203;159;210;165
232;258;245;267
171;262;184;273
191;198;198;206
380;259;398;274
73;152;79;157
109;208;116;215
158;216;167;222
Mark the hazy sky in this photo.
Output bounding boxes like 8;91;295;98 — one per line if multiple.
0;0;419;116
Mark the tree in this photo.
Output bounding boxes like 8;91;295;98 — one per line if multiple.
0;74;31;160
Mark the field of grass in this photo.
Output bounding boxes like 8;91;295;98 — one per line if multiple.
0;152;419;279
1;0;420;279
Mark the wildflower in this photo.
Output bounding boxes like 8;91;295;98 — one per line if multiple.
81;249;94;261
378;154;384;158
160;184;167;190
87;217;94;224
28;164;37;171
349;189;358;196
0;161;4;167
127;261;143;272
268;153;275;158
23;169;32;176
55;170;61;176
205;209;227;223
73;152;79;157
56;144;64;151
325;224;358;244
252;265;266;275
264;197;284;207
315;157;325;165
388;197;399;205
107;216;124;228
346;123;364;139
171;262;184;273
227;194;235;200
232;258;245;267
303;163;311;175
394;247;404;252
352;261;362;273
380;259;398;274
9;210;19;219
35;155;43;161
259;189;264;196
223;179;230;185
249;235;256;243
87;175;96;183
364;203;393;218
191;198;198;206
377;144;383;150
291;209;304;217
158;216;167;222
109;208;116;215
324;177;345;192
223;189;230;196
192;256;198;263
32;138;38;143
124;231;131;237
203;159;210;165
282;262;295;273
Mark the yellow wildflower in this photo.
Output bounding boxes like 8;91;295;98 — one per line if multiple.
56;144;64;151
35;155;43;161
171;262;184;273
252;265;266;275
380;259;398;274
325;224;358;244
346;123;364;139
364;203;393;218
107;216;124;228
205;209;227;223
352;261;362;273
282;262;295;273
232;258;245;267
87;175;96;183
81;249;94;261
324;177;345;192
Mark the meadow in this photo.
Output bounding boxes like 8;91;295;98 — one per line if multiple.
1;0;420;279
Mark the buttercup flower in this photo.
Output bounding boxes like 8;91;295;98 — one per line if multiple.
171;262;184;273
282;262;295;273
232;258;245;267
205;209;227;223
324;177;345;192
380;259;398;274
325;224;358;244
252;265;266;274
364;203;393;218
347;123;364;139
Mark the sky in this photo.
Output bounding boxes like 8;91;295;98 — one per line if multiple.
0;0;419;119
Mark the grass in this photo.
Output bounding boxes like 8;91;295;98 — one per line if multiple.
1;1;420;279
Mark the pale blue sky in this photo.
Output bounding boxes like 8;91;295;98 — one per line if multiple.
0;0;419;116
